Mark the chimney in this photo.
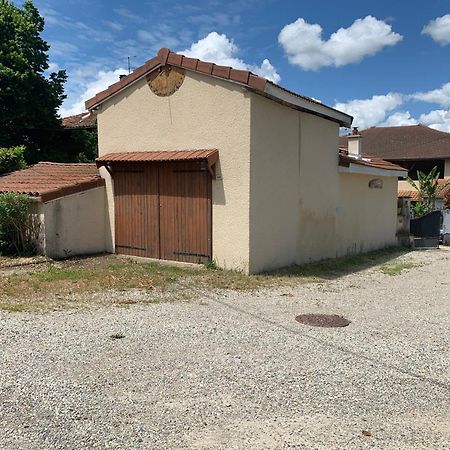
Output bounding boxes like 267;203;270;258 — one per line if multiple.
347;127;362;157
119;74;127;80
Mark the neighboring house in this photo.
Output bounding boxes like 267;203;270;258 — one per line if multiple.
0;163;106;258
340;125;450;208
82;48;406;273
340;124;450;179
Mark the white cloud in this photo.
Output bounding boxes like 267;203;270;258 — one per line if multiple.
59;68;127;117
382;111;417;126
73;21;113;43
137;29;180;50
422;14;450;45
46;62;60;73
419;109;450;132
334;93;404;129
278;15;402;71
413;82;450;107
103;20;124;31
50;41;79;57
113;8;145;23
181;32;280;83
335;80;450;131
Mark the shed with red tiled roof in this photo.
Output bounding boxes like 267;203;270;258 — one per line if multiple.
0;163;107;258
84;48;407;273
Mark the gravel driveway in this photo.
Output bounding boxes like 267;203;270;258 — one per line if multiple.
1;249;449;449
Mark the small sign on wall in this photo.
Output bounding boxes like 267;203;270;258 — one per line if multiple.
368;178;383;189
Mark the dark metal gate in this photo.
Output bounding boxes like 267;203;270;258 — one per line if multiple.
410;210;441;238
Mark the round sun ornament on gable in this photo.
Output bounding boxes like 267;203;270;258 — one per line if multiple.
147;66;185;97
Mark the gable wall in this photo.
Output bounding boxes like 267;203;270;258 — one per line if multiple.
97;71;252;271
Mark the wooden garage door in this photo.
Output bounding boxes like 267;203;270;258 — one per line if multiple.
113;161;212;263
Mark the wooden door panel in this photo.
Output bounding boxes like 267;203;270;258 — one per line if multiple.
159;162;211;263
113;163;159;258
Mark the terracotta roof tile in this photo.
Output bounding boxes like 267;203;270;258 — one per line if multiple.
96;149;218;166
211;64;231;79
0;163;104;202
196;60;214;74
398;190;421;199
229;69;249;84
248;74;266;91
158;47;170;65
338;148;407;173
167;52;183;65
182;56;199;70
61;111;97;129
339;125;450;160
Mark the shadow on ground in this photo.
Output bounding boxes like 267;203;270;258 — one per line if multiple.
268;246;413;281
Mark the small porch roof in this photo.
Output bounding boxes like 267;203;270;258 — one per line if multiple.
96;149;219;177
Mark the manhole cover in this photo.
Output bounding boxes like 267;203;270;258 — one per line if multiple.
295;314;351;328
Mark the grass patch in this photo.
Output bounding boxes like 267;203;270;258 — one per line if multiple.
0;302;31;312
380;261;418;276
0;247;412;312
271;247;410;280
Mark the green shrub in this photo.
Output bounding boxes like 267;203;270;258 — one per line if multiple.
0;192;39;255
410;201;430;218
0;146;27;175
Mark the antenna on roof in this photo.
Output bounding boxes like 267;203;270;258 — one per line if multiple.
127;56;136;74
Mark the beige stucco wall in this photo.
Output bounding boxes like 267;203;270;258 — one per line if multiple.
41;187;108;259
445;159;450;178
249;93;300;272
335;174;398;256
249;92;399;273
97;71;252;271
398;180;412;191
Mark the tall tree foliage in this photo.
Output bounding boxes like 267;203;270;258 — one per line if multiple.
0;0;67;162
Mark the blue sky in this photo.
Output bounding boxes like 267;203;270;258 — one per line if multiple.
24;0;450;131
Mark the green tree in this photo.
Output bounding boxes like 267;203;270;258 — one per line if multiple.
0;0;67;162
0;146;26;174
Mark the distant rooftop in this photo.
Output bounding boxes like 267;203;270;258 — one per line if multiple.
339;125;450;161
62;111;97;129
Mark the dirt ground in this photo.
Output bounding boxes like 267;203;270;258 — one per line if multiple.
0;248;449;449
